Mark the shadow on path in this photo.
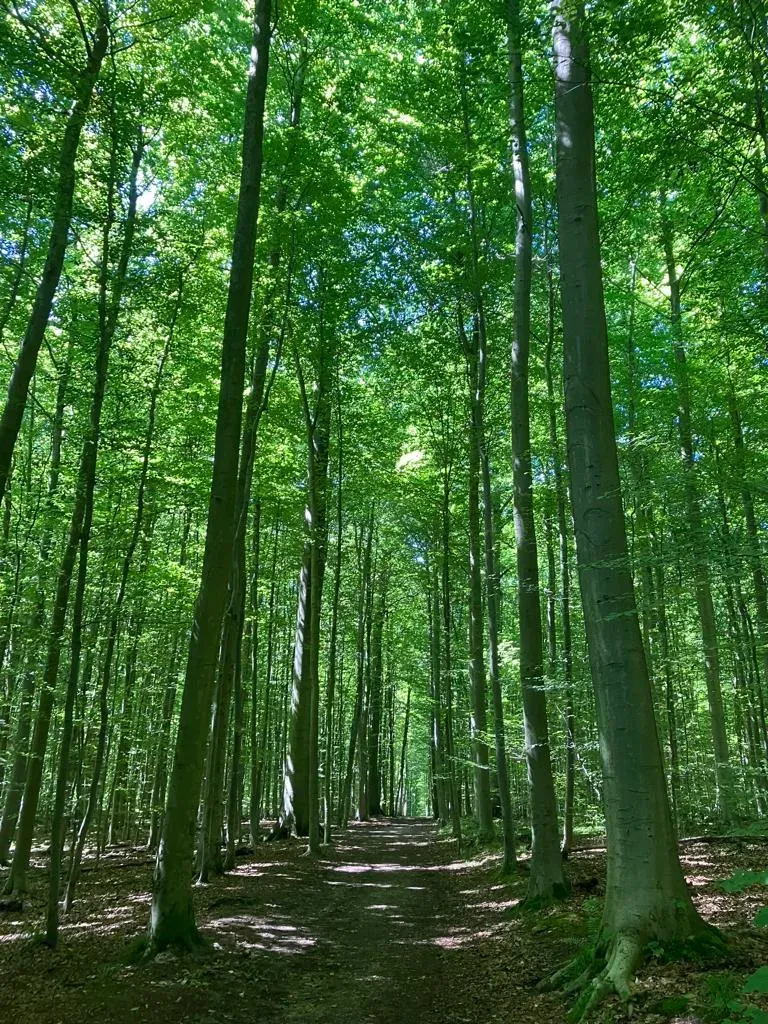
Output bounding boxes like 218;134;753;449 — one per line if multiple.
0;818;563;1023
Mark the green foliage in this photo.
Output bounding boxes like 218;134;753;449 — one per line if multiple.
701;967;768;1024
718;871;768;894
743;968;768;996
701;971;742;1022
648;995;690;1017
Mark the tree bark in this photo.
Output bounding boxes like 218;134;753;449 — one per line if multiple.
323;401;343;842
0;14;109;505
661;212;733;820
551;1;715;1011
507;0;563;894
147;0;272;953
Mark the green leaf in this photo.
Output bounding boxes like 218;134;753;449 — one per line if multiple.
718;870;768;894
742;966;768;994
753;907;768;928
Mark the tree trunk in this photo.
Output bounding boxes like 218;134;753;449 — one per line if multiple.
0;16;109;505
3;128;139;899
462;316;494;842
367;561;387;817
441;475;462;843
324;401;343;843
551;2;715;1012
661;212;733;820
508;0;564;892
0;337;72;864
66;267;175;906
339;522;371;826
147;0;272;953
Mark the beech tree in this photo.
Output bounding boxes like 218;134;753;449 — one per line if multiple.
550;0;720;1013
0;0;766;1014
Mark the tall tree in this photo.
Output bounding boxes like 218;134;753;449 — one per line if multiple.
0;4;109;504
550;0;717;1014
147;0;272;952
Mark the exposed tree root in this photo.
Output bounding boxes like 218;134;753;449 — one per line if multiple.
566;933;642;1023
544;923;727;1022
541;932;642;1022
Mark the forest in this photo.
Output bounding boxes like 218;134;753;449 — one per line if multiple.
0;0;767;1020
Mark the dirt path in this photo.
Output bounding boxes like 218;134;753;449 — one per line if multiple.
255;819;523;1024
1;820;765;1023
0;819;563;1023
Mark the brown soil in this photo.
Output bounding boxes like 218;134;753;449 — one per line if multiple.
0;820;765;1024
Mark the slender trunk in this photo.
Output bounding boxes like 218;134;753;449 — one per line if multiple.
428;560;447;824
661;213;732;820
508;0;565;896
340;522;371;826
148;0;272;952
463;318;494;841
396;685;411;815
480;447;517;872
367;563;387;817
3;129;139;898
358;544;374;823
0;338;72;863
252;517;279;829
146;632;182;852
441;476;462;843
323;402;343;843
0;17;109;504
67;271;174;904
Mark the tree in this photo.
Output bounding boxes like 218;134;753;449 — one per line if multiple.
550;1;719;1014
147;0;272;952
0;3;109;505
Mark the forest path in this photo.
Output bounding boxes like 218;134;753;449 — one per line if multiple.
2;821;763;1023
252;818;498;1024
0;818;569;1023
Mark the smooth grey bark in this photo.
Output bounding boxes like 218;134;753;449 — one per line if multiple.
357;545;374;823
339;520;372;826
323;402;343;843
552;1;714;1010
283;327;331;847
441;474;462;843
428;559;448;825
461;314;494;842
251;516;279;833
480;449;516;873
396;684;411;815
542;260;576;856
0;13;109;506
147;0;272;953
507;0;563;894
367;561;387;816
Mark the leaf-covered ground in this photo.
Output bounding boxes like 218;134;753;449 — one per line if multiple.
0;820;766;1023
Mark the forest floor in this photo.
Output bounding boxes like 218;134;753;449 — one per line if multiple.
0;819;766;1024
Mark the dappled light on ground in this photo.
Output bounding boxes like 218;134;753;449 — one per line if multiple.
0;822;766;1023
